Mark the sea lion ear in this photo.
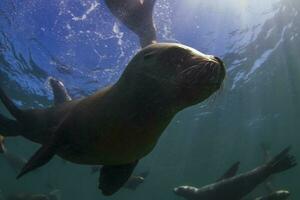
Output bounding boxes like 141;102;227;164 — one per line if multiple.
217;161;240;181
98;160;139;196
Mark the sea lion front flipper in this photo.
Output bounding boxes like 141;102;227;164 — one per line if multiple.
217;161;240;181
98;160;139;196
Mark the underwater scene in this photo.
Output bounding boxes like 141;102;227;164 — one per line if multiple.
0;0;299;199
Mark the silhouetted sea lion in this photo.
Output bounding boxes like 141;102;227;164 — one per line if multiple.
105;0;157;47
0;43;225;196
254;190;290;200
173;147;296;200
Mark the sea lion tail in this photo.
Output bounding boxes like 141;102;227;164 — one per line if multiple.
266;146;297;175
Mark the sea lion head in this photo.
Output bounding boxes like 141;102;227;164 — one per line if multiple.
118;43;225;112
173;186;198;198
48;77;71;104
49;78;67;95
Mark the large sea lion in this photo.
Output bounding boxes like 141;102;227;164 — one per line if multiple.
0;43;225;195
173;147;296;200
104;0;157;47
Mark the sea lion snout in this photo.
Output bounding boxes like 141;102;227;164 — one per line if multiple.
178;55;225;89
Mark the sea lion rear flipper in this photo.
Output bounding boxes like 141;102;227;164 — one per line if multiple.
98;160;139;196
217;161;240;181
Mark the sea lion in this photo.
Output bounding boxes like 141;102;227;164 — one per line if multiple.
254;190;290;200
104;0;157;47
48;77;72;106
0;43;225;196
173;147;296;200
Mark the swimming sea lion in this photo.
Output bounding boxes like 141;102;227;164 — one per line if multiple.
254;190;290;200
104;0;157;47
0;43;225;196
48;77;72;106
173;147;296;200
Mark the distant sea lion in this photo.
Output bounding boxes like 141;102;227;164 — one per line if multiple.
254;190;290;200
173;147;296;200
0;43;225;196
48;77;72;106
104;0;157;47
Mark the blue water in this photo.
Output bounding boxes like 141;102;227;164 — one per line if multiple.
0;0;300;200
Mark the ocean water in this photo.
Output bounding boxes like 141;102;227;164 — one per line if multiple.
0;0;299;200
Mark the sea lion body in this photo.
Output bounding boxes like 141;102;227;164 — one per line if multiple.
0;43;225;195
174;147;296;200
